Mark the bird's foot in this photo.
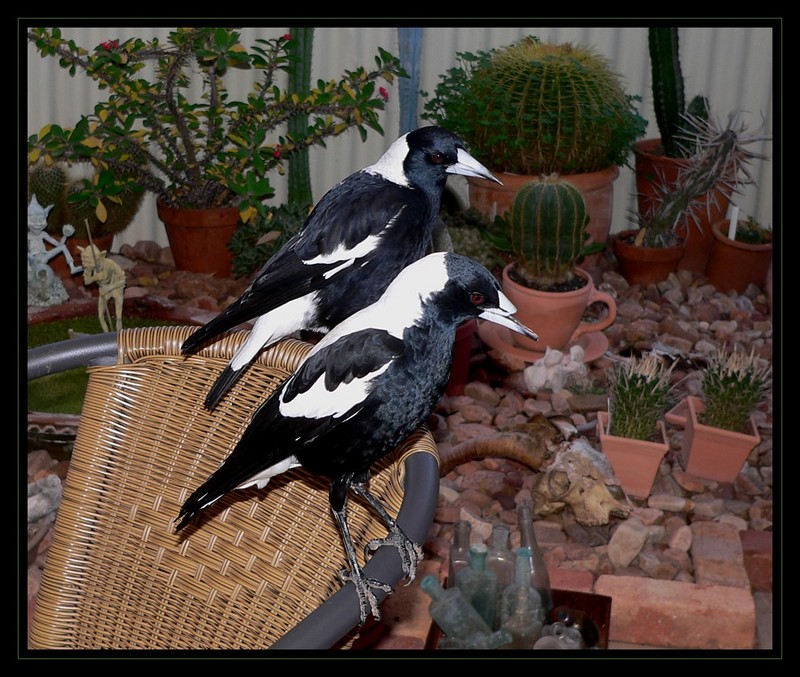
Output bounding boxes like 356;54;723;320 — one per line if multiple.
365;525;424;583
338;567;394;624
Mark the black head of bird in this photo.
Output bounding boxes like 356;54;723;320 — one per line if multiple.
175;252;535;624
180;126;500;411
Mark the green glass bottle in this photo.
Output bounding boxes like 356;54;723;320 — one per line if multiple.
455;542;498;630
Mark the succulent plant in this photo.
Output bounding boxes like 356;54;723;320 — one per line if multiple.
422;36;646;175
701;345;771;433
633;112;766;248
607;352;677;441
488;174;591;289
28;159;145;239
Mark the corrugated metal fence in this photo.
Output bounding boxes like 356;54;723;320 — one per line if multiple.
26;25;774;249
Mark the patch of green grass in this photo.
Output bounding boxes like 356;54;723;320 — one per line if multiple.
27;317;179;414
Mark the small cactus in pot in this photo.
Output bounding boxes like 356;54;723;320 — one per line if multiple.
701;345;771;433
486;174;593;290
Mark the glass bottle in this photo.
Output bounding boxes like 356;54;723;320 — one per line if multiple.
500;547;543;626
455;542;498;630
500;584;544;649
485;524;514;589
447;519;472;588
421;575;492;642
517;500;553;617
535;621;584;650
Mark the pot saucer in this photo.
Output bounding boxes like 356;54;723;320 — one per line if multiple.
478;322;609;364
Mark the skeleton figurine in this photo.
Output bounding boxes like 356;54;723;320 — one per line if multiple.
78;243;126;332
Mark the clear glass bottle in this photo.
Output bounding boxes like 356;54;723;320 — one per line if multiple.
485;524;514;589
517;500;553;617
455;542;498;630
500;584;544;649
421;575;492;642
535;621;584;650
500;547;543;626
447;519;472;588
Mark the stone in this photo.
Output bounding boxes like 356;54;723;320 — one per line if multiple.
690;521;751;589
608;518;648;569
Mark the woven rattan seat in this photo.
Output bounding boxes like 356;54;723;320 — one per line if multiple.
27;326;439;650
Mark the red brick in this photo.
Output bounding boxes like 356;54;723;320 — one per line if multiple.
740;530;772;592
550;567;594;593
594;575;755;649
690;521;750;589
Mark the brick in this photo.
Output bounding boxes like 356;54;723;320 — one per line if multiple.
549;567;594;593
594;575;755;649
740;530;773;592
691;521;750;589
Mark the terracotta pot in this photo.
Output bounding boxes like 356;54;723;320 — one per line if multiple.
596;411;669;499
677;396;760;483
157;200;239;277
467;165;619;266
500;265;616;353
46;234;115;281
705;219;773;294
445;319;478;397
611;230;685;286
634;138;730;274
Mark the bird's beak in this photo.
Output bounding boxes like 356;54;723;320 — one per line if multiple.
447;148;502;185
478;293;539;341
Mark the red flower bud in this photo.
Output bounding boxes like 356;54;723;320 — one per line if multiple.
100;39;119;50
283;34;292;42
379;87;389;102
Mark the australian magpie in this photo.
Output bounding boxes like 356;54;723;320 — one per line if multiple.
175;252;538;623
180;126;500;410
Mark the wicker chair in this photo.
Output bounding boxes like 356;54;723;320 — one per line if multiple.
27;326;440;650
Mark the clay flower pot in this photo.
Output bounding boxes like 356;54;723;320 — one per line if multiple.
499;266;617;354
596;410;669;499
705;219;773;294
668;396;760;483
611;230;685;286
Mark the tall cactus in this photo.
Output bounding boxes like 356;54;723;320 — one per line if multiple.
286;27;314;208
648;27;686;158
505;174;589;288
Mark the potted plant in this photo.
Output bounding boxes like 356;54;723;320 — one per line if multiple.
613;110;764;286
27;158;144;278
422;36;647;259
477;174;617;363
705;215;773;294
667;345;771;483
27;27;406;276
596;352;676;499
629;27;766;275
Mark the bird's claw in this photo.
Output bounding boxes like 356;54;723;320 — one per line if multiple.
338;567;394;624
365;526;424;583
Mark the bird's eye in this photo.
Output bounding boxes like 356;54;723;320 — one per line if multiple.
470;292;485;306
429;152;446;165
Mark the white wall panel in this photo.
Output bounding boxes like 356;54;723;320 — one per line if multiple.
25;25;774;250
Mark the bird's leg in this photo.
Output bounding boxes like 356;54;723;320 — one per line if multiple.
329;475;392;624
349;471;424;584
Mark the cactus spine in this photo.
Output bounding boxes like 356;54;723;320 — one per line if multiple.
506;174;589;288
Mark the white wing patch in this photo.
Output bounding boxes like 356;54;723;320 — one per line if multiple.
234;455;301;491
279;362;392;420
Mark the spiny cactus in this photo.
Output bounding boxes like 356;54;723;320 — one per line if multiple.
608;352;676;441
702;345;771;433
503;174;590;288
423;36;646;175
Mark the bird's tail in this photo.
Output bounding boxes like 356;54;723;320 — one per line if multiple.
204;364;248;410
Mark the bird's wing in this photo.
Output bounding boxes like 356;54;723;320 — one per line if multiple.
176;327;405;528
181;174;418;354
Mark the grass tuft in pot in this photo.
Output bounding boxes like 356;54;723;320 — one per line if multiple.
701;345;771;432
607;352;677;441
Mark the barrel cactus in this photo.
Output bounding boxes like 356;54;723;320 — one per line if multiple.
504;174;590;289
423;36;646;175
28;160;144;239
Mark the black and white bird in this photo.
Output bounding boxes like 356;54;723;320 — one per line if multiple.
175;252;538;623
181;126;500;410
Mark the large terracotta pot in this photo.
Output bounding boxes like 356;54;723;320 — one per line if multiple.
467;166;619;266
500;265;616;354
157;200;239;277
611;230;685;286
705;219;773;294
634;138;730;274
670;396;760;483
596;411;669;499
